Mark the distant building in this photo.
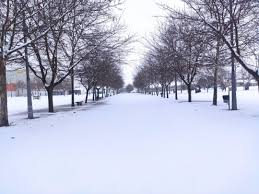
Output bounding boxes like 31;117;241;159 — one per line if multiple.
6;69;83;97
6;69;30;97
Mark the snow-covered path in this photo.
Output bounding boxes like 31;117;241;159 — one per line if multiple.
0;93;258;194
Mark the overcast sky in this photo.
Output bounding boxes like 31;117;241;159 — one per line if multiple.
121;0;184;84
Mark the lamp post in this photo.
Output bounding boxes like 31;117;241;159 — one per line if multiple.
229;0;237;110
23;9;33;119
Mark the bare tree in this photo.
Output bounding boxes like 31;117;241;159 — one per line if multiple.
62;0;123;106
0;0;76;126
135;17;209;102
172;0;259;108
26;0;125;112
172;20;208;102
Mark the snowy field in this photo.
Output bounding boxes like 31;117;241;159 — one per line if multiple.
8;94;87;115
0;88;259;194
175;86;259;118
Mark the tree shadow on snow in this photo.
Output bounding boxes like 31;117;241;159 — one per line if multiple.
10;100;109;120
178;100;211;103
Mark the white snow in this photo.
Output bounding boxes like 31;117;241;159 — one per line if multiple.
0;88;259;194
8;94;87;115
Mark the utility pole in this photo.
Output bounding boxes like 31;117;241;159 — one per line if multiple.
70;0;76;107
230;0;238;110
23;8;33;119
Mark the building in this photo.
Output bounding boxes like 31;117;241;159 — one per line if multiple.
6;69;29;97
6;68;83;97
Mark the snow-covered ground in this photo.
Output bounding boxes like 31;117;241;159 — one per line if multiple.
175;86;259;118
0;89;258;194
8;94;87;115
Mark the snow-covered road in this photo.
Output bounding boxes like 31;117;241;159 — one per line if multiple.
0;93;258;194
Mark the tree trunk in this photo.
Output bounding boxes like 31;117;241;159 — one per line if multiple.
92;87;95;101
71;68;75;107
212;66;218;106
161;85;164;97
161;85;166;98
213;35;221;106
106;88;109;97
85;89;89;103
181;81;183;93
187;84;192;102
0;58;9;127
96;88;100;100
46;87;54;113
166;85;169;98
175;75;178;100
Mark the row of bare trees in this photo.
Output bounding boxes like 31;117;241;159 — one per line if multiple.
134;0;259;108
0;0;129;127
77;43;124;103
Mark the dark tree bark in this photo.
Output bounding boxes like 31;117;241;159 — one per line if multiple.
46;87;54;113
166;85;169;98
96;88;100;100
85;89;90;103
71;68;75;107
187;84;192;102
92;87;97;101
181;81;183;93
212;67;218;106
101;88;104;98
0;58;8;126
175;74;178;100
212;40;220;106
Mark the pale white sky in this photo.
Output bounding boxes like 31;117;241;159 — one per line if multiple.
121;0;184;84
